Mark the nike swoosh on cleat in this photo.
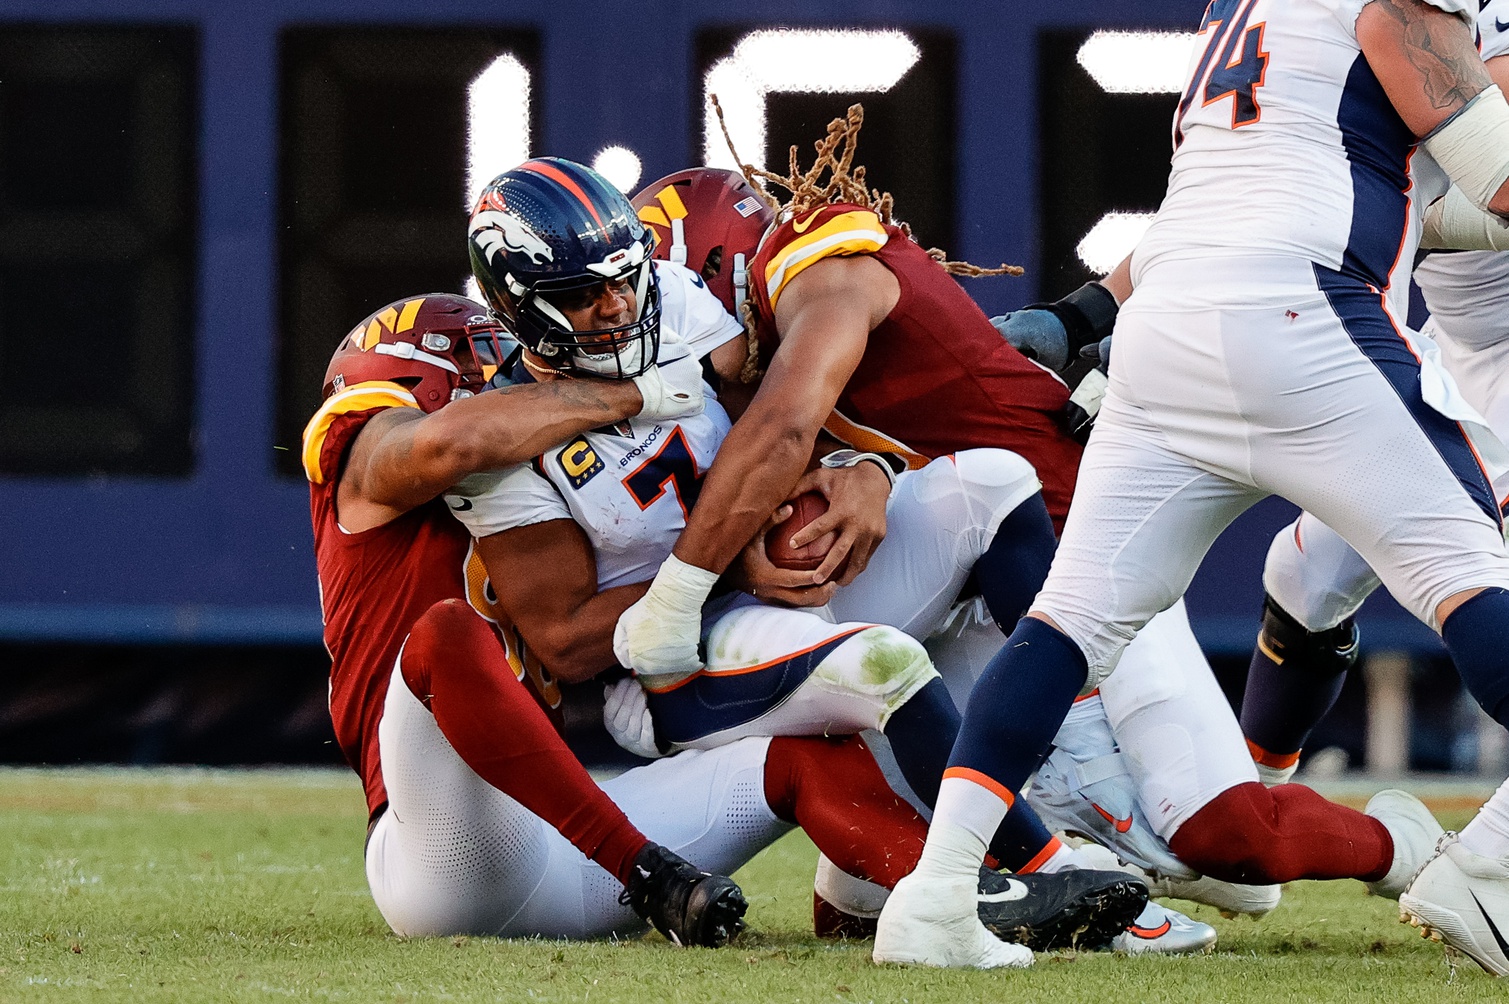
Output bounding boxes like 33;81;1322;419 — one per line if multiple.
978;879;1030;903
1126;920;1172;939
1091;802;1134;833
1472;891;1509;959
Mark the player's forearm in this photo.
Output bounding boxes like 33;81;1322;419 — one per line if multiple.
410;379;641;484
673;408;817;575
525;581;652;683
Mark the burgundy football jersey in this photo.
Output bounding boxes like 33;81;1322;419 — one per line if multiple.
305;385;561;819
748;203;1083;528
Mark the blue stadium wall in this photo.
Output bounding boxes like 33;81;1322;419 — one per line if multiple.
0;0;1440;660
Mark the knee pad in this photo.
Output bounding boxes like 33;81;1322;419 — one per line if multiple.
950;448;1044;537
401;598;503;705
816;625;939;721
1258;595;1359;676
1262;518;1377;631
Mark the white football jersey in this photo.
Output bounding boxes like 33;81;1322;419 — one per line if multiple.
1414;0;1509;351
1134;0;1471;317
445;261;740;588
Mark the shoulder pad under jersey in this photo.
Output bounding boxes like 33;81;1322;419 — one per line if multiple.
301;380;420;485
755;204;889;314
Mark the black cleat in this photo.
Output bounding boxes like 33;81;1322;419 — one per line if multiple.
619;843;748;947
977;867;1148;951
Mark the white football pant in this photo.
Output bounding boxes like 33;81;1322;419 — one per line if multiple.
1043;256;1509;692
366;661;788;938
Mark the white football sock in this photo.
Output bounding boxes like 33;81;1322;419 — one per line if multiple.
1461;777;1509;860
913;775;1010;880
1030;842;1076;874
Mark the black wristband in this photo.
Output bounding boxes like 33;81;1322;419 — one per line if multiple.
1026;281;1120;359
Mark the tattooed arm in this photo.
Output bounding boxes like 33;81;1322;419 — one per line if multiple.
1357;0;1490;135
336;379;643;531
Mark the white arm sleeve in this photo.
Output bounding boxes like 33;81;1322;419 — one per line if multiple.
444;465;571;538
653;259;744;360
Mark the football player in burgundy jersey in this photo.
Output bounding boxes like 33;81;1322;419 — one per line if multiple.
304;290;753;946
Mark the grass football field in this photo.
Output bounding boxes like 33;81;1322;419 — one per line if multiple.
0;767;1500;1003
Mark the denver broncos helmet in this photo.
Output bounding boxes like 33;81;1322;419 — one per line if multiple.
468;158;660;379
321;293;512;414
631;168;775;315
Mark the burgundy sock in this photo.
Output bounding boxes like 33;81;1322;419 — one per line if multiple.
764;735;927;889
402;600;650;885
1170;781;1392;884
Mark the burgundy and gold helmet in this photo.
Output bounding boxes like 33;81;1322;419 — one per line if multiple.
631;168;775;315
320;293;513;413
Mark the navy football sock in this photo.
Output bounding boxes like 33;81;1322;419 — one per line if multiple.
987;799;1059;872
1239;597;1355;758
882;677;961;809
949;617;1089;796
973;492;1058;631
1442;587;1509;728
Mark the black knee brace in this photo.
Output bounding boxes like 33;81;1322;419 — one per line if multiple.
1258;595;1359;675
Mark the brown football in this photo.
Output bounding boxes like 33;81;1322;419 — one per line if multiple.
764;491;849;578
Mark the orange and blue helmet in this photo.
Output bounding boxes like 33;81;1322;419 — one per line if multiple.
468;158;660;379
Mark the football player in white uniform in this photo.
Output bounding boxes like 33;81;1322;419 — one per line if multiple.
445;159;1148;958
1234;0;1509;974
874;0;1509;968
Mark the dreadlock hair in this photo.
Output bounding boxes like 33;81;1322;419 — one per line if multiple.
711;96;1023;383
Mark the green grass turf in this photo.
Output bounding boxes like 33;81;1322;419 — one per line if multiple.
0;767;1500;1002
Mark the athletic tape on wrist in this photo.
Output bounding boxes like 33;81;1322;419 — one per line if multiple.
651;552;721;606
1423;84;1509;213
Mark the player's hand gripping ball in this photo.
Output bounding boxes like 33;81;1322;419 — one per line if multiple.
763;491;851;578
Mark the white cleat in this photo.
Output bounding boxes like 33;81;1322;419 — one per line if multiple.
1365;789;1445;900
1065;839;1280;918
1029;698;1198;881
1400;833;1509;976
1110;900;1217;955
873;872;1034;969
1148;871;1282;918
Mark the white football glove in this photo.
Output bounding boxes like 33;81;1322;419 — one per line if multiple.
613;554;718;682
631;330;705;421
603;676;662;759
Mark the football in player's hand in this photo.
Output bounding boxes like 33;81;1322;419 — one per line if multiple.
764;491;849;578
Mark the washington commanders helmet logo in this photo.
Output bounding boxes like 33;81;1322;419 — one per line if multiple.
470;210;554;265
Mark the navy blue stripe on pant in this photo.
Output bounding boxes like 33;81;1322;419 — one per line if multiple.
1313;264;1500;529
645;627;867;748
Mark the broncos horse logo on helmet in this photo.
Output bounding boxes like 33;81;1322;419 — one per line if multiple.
468;158;661;380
